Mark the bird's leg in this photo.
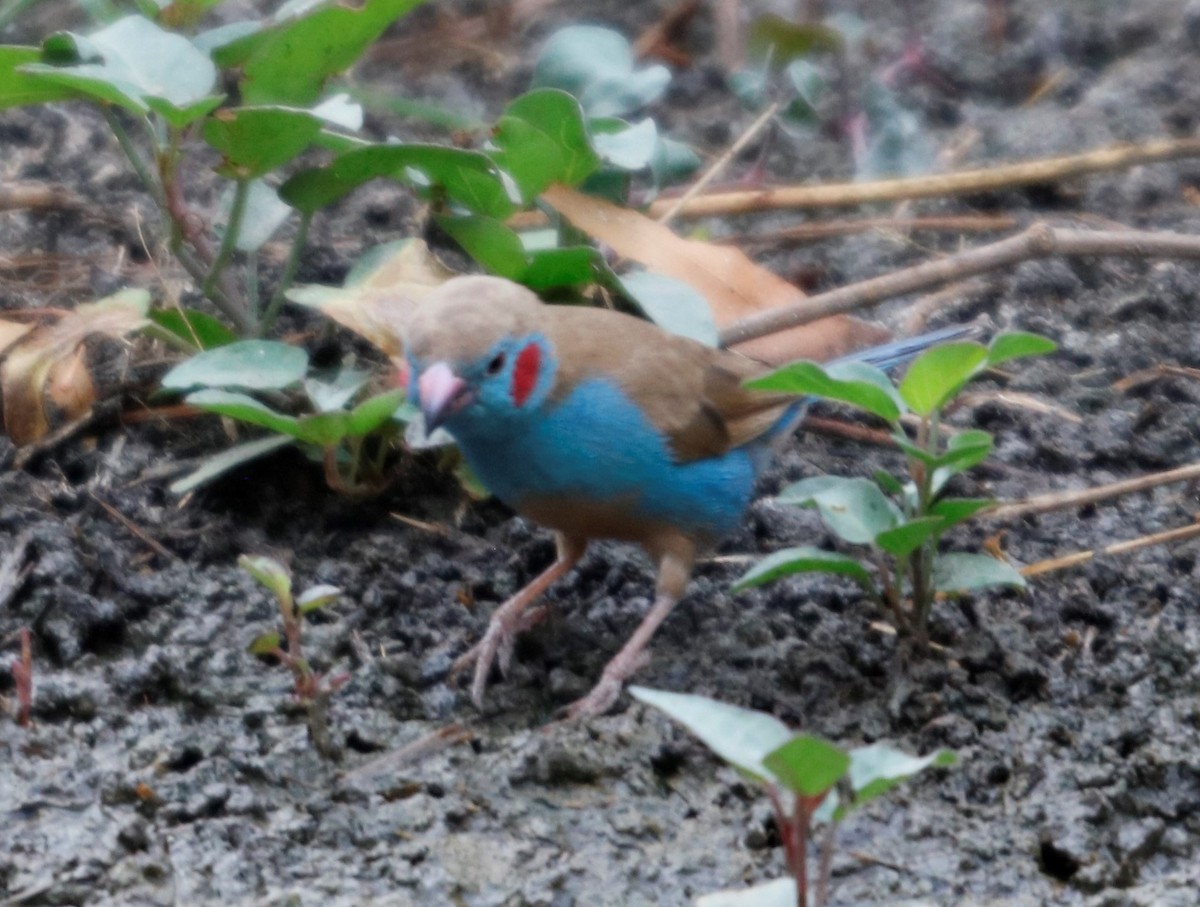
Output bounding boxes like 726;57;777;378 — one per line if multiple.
561;537;696;721
453;533;586;709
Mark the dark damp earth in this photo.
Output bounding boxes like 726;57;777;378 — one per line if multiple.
4;1;1200;904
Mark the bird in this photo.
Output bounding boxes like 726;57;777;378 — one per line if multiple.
402;275;968;720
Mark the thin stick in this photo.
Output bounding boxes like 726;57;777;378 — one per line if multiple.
1112;363;1200;394
339;723;473;783
88;492;179;562
719;223;1200;348
721;213;1018;246
1020;522;1200;578
656;101;781;227
985;461;1200;522
647;137;1200;220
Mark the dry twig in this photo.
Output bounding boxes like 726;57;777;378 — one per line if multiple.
985;461;1200;522
1020;522;1200;578
648;137;1200;220
719;223;1200;348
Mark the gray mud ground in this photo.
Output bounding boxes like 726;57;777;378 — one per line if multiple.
4;1;1200;904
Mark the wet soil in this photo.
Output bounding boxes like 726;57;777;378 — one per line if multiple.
4;1;1200;905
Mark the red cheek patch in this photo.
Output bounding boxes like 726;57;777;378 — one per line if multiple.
510;342;541;407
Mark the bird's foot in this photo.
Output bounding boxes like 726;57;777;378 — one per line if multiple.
556;650;651;722
451;604;549;709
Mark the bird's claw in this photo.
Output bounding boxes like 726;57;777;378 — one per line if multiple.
451;604;548;709
557;671;625;722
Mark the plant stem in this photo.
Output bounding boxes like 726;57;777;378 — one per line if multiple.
815;816;841;907
793;796;810;907
204;179;248;298
102;108;166;208
260;210;312;334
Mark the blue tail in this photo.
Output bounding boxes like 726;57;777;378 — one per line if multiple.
752;323;980;464
830;323;979;371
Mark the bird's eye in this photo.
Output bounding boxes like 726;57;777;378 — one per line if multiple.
486;352;506;375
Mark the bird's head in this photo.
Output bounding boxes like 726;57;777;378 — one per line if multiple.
403;276;556;433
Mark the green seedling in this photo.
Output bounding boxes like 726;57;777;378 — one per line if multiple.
240;554;346;760
632;687;954;907
161;340;410;494
730;12;937;180
736;332;1056;646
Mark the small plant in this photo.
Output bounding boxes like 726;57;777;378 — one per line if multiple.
9;627;33;727
632;687;954;907
162;340;410;493
240;554;346;760
735;332;1056;645
729;12;939;180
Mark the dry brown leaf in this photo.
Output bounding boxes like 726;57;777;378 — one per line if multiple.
0;319;34;355
541;184;888;364
288;240;455;356
0;289;148;444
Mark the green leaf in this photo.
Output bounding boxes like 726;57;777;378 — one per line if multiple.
817;743;955;822
21;16;216;115
281;143;514;218
858;83;935;180
490;90;599;198
305;368;370;413
532;25;669;118
748;360;902;423
784;59;826;120
987;331;1057;366
144;93;225;129
746;13;843;67
898;342;988;416
147;308;237;351
929;497;993;527
435;214;528;280
590;117;658;170
930;429;994;492
293;410;350;447
732;546;874;592
297;584;342;614
873;470;905;496
223;179;292;252
203;106;323;179
629;687;793;783
186;389;303;439
892;434;938;466
521;246;602;290
649;135;701;188
238;553;292;602
169;435;292;494
236;0;426;106
762;735;850;797
162;340;308;391
619;270;718;346
874;516;945;558
345;389;409;436
248;630;283;655
850;743;955;805
0;46;80;109
778;476;899;544
696;879;797;907
933;553;1026;593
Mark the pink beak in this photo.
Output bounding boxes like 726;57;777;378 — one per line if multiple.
417;361;473;430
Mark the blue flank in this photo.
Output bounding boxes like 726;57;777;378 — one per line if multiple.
448;377;757;540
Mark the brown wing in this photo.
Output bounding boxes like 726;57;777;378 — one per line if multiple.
544;306;794;462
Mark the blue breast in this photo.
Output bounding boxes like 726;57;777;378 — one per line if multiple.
447;377;759;540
